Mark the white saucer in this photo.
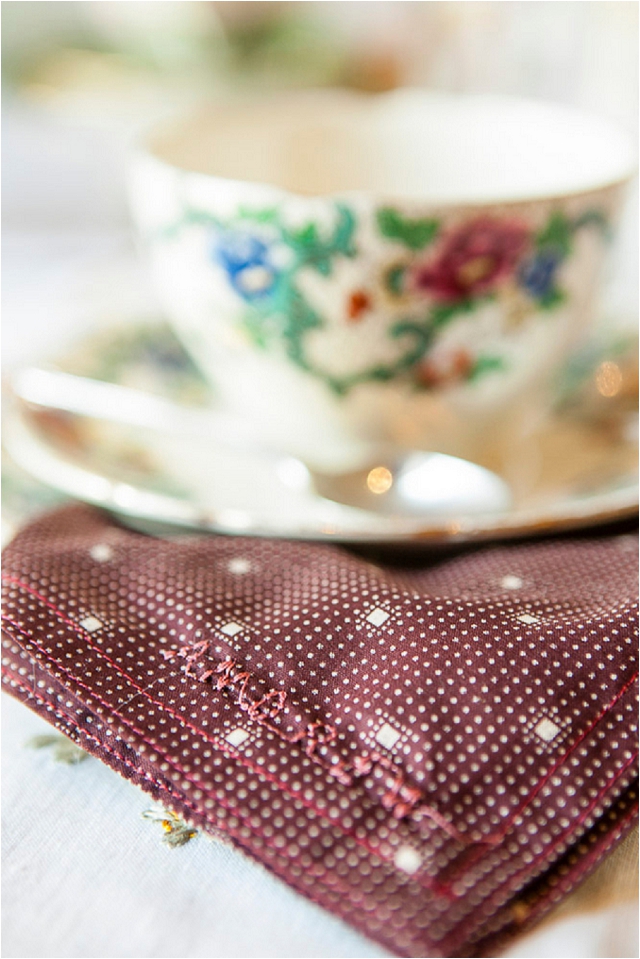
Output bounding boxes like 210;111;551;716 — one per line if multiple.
4;321;638;544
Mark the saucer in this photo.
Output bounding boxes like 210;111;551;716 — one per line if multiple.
4;320;638;544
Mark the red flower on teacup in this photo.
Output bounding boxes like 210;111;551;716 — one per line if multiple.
412;217;529;302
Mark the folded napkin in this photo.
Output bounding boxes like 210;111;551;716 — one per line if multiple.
2;504;637;958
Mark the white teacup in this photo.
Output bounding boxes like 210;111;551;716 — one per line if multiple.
129;89;635;473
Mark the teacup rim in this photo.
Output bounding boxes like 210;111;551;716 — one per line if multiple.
134;151;636;212
136;87;638;208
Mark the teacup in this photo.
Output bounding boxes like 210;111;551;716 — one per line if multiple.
129;89;635;474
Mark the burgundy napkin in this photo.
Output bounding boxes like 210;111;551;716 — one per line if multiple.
2;504;637;958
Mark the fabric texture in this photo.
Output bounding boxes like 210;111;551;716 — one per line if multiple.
2;504;638;958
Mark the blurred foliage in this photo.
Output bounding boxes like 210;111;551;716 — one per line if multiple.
214;8;347;88
1;0;373;104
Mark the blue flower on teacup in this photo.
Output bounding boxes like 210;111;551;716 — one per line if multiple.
212;231;279;301
518;250;561;300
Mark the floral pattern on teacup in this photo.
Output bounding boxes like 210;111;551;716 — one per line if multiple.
159;202;610;396
212;231;281;302
409;217;529;302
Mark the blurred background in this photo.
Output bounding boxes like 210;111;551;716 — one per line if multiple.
2;0;638;368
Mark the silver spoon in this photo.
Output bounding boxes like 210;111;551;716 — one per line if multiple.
11;367;512;518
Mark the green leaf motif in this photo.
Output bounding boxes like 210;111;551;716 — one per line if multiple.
467;355;505;382
291;222;319;248
241;311;271;349
537;286;565;311
333;204;358;257
238;206;279;224
287;288;323;334
376;208;439;250
430;297;485;329
390;319;434;369
282;204;356;276
572;209;612;240
385;265;406;296
184;208;218;227
536;211;573;258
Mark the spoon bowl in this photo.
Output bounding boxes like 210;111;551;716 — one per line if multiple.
310;454;511;516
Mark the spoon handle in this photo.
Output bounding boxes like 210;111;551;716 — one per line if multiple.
11;367;512;515
12;367;276;457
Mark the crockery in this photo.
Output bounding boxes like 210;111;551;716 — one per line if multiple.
130;89;636;473
4;320;637;544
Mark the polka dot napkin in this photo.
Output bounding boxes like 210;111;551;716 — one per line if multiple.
2;504;637;958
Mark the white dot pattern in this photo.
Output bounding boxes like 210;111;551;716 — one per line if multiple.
375;723;402;750
225;727;250;748
516;613;540;626
89;543;114;563
394;845;422;875
533;717;562;743
367;608;391;627
501;575;523;590
1;505;637;958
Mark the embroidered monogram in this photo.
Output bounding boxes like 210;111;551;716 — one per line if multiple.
165;638;440;824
